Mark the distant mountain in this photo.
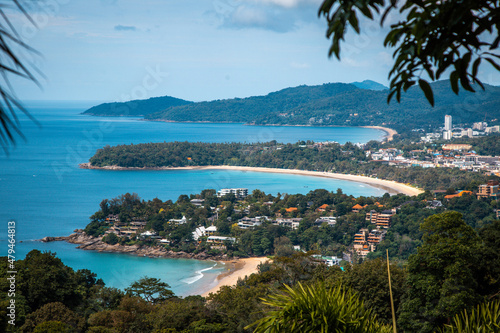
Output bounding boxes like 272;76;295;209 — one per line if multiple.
84;81;500;131
144;83;358;123
82;95;192;116
351;80;388;91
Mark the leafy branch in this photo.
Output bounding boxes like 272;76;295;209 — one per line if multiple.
319;0;500;106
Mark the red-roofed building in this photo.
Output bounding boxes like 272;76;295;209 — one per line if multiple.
316;204;329;212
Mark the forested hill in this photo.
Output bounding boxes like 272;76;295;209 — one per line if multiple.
89;141;368;170
83;81;500;130
82;95;192;116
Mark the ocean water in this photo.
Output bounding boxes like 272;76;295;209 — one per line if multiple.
0;102;386;296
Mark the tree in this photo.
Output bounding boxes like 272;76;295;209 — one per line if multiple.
341;258;408;324
125;277;174;303
103;232;119;245
398;211;484;332
248;282;391;332
20;302;83;333
319;0;500;105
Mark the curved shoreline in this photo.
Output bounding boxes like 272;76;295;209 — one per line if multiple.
200;257;267;297
80;163;423;196
361;126;397;141
42;233;267;296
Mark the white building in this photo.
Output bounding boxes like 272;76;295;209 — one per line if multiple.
443;130;452;140
485;125;500;133
169;216;187;224
217;188;249;199
444;115;452;131
237;216;269;229
314;216;337;226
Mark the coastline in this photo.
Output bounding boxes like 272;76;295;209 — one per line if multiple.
361;125;398;141
201;257;267;297
80;163;423;196
42;233;267;297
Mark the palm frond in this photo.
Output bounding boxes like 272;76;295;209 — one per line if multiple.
0;1;41;154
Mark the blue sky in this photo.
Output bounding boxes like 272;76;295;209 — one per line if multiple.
9;0;500;103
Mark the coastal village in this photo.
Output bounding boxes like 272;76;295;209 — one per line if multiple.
365;115;500;175
80;174;499;266
79;116;500;265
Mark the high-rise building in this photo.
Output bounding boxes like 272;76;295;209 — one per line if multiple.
444;115;452;131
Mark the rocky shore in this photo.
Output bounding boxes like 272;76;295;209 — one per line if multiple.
41;231;230;261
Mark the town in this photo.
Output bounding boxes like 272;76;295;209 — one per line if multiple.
83;178;499;267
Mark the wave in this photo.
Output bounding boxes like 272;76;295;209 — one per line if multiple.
181;262;217;285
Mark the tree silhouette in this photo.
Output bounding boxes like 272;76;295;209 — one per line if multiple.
0;1;41;153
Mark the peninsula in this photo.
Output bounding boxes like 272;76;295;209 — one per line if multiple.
82;80;500;132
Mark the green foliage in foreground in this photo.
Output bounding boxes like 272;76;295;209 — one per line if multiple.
399;211;499;332
438;299;500;333
248;282;391;333
2;240;499;332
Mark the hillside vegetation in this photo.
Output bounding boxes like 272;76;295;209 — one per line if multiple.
83;80;500;130
83;95;191;116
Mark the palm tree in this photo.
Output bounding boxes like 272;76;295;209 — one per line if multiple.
0;1;40;153
247;282;392;333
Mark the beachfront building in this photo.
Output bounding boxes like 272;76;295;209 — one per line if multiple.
217;188;249;199
192;226;206;241
207;236;236;245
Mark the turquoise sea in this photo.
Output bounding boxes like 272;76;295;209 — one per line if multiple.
1;101;387;296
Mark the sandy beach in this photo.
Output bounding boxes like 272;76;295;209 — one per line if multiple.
361;126;398;141
80;164;422;196
192;166;422;196
201;257;268;297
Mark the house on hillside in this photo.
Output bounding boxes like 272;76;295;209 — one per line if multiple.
352;204;365;213
316;204;329;212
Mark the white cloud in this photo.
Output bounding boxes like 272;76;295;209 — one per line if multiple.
223;4;297;32
216;0;322;32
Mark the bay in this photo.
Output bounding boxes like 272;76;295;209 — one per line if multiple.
1;102;386;296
